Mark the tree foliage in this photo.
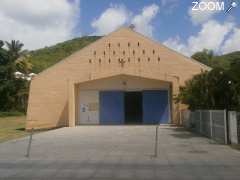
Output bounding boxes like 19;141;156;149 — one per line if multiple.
191;49;214;67
177;50;240;111
0;40;31;112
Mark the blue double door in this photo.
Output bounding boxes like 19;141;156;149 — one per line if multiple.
99;90;170;125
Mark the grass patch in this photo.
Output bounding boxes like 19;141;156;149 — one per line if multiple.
0;116;29;143
0;111;25;117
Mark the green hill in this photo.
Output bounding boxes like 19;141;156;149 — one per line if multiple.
192;50;240;69
213;51;240;69
28;36;101;73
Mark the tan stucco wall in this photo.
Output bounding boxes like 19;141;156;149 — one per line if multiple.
26;27;210;129
78;75;170;91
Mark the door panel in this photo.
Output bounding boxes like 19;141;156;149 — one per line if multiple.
143;90;169;124
79;90;99;125
99;91;124;124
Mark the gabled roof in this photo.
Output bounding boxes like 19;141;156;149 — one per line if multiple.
35;26;210;79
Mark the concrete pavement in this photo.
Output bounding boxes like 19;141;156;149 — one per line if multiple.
0;126;240;179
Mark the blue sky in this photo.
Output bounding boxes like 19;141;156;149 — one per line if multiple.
0;0;239;56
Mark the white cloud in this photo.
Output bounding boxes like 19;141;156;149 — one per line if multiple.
0;0;80;50
188;0;219;25
187;20;233;54
91;4;130;35
91;4;159;37
164;20;234;56
160;0;179;13
221;27;240;53
131;4;159;37
163;36;189;55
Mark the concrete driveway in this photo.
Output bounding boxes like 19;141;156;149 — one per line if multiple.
0;126;240;180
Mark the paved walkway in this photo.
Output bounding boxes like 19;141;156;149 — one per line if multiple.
0;126;240;179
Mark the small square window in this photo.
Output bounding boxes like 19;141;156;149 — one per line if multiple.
128;42;130;47
108;43;111;48
133;50;135;55
89;59;92;63
128;57;130;62
109;59;111;63
99;58;101;63
153;50;155;54
138;58;140;62
142;50;145;54
137;42;140;47
148;57;150;61
158;57;161;61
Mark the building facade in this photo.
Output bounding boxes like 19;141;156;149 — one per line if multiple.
26;27;210;129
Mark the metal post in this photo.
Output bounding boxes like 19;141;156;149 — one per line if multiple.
26;128;34;158
199;110;202;134
210;110;213;138
224;109;228;144
154;125;159;157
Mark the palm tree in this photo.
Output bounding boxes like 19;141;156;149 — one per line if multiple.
4;40;32;77
0;40;32;112
5;40;24;60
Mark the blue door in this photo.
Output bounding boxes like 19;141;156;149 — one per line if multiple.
99;91;124;124
143;90;169;124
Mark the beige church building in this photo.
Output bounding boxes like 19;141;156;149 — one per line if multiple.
26;27;210;130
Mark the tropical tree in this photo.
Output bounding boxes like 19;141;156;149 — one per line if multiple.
0;40;32;112
176;68;238;111
228;60;240;110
